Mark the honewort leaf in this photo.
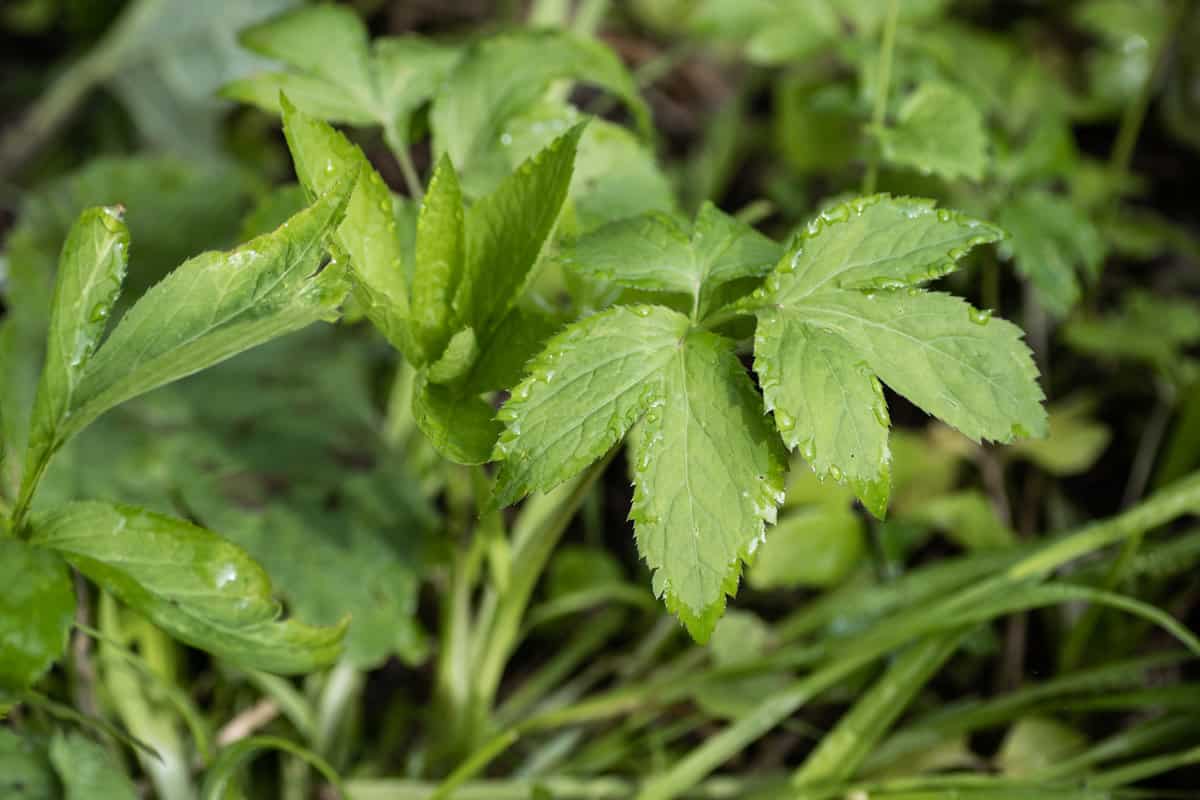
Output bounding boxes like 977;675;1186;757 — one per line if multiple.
56;166;354;450
18;207;130;521
0;538;74;690
751;195;1043;516
493;306;786;638
430;29;648;195
225;5;459;139
630;329;786;640
411;154;466;364
32;502;346;674
564;203;781;319
281;99;414;354
875;82;988;181
492;305;690;509
412;375;500;467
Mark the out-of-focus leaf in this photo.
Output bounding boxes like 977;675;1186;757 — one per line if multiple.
49;733;137;800
33;502;347;674
775;78;863;174
748;504;865;589
997;717;1089;776
1073;0;1168;117
0;539;74;690
0;729;57;800
694;609;790;719
1063;290;1200;382
997;190;1106;318
875;82;988;181
1010;397;1111;476
904;490;1014;551
430;30;649;195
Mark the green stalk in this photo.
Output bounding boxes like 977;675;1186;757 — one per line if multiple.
863;0;901;195
470;453;615;726
382;120;425;202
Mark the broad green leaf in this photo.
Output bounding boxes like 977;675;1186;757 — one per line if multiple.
455;123;585;335
758;195;1004;300
754;319;891;516
750;195;1037;515
0;729;56;800
412;375;500;467
430;30;649;195
631;328;786;639
794;290;1047;443
493;305;690;509
226;6;459;137
282;100;413;354
997;190;1105;317
875;82;988;181
58;168;354;447
20;207;129;515
494;305;785;638
240;4;375;107
0;539;74;690
412;155;466;363
747;501;865;589
32;502;346;674
564;203;780;319
49;733;137;800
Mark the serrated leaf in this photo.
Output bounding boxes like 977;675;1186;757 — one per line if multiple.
430;30;649;195
20;207;130;513
49;733;137;800
494;305;786;638
630;329;786;639
492;305;690;508
281;100;413;354
875;82;988;181
412;373;500;466
752;196;1044;515
754;318;890;515
997;189;1106;317
0;539;74;690
564;203;780;319
32;502;346;674
463;307;563;395
759;195;1004;300
455;123;585;334
58;168;354;449
412;155;466;363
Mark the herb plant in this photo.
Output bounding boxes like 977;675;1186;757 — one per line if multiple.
2;1;1199;798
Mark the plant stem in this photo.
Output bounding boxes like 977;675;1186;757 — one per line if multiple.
862;0;900;195
383;120;425;202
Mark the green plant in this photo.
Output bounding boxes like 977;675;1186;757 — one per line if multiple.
2;1;1199;799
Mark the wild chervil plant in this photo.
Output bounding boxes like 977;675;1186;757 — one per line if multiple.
3;1;1200;798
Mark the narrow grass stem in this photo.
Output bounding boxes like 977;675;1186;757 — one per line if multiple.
862;0;901;195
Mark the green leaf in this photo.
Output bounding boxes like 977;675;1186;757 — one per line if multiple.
57;167;354;448
0;538;74;690
412;374;500;466
281;99;413;354
747;504;865;589
464;307;563;395
564;203;780;319
430;30;648;195
1063;290;1200;380
875;82;988;181
0;729;56;800
1009;396;1111;476
997;189;1106;317
455;123;585;335
225;6;459;137
32;502;346;674
750;195;1039;515
998;717;1089;777
631;328;786;640
493;305;690;508
412;155;466;363
49;733;138;800
201;736;345;800
494;305;785;638
905;490;1014;551
19;207;130;516
425;327;479;386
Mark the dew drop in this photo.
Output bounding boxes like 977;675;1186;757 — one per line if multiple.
968;307;993;325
